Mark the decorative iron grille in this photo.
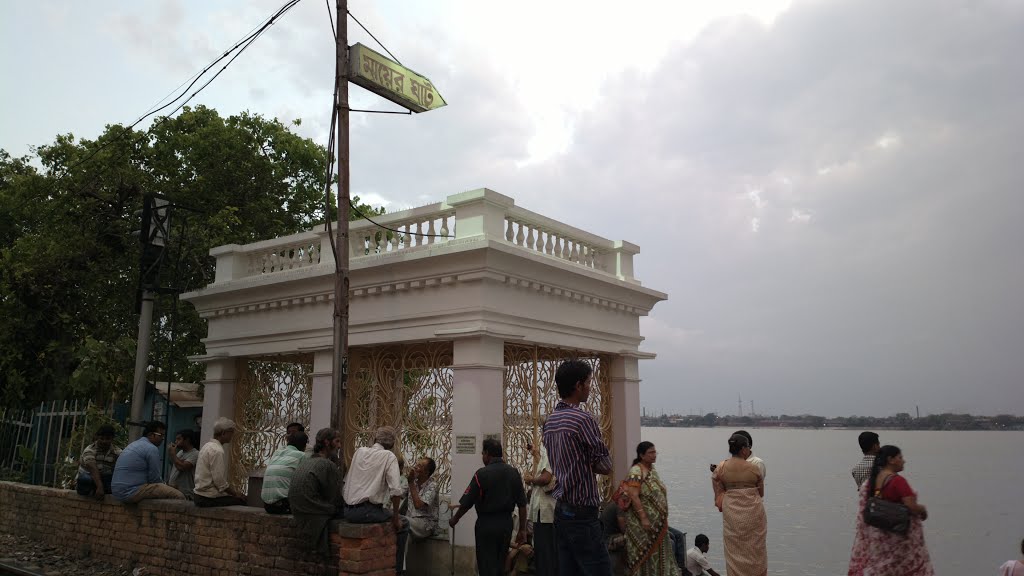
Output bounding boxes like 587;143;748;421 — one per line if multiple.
231;356;313;493
344;342;454;495
502;344;614;498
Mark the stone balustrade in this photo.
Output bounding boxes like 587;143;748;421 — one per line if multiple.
209;188;640;285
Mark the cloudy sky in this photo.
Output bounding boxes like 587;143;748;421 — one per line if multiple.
4;0;1022;417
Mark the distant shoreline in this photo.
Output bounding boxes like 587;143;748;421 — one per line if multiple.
640;425;1024;431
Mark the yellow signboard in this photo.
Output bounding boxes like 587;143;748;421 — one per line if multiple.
348;43;447;113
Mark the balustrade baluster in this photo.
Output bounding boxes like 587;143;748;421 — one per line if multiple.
427;219;436;245
440;216;450;240
570;241;579;262
544;231;553;254
526;224;535;250
416;221;424;247
553;234;563;258
515;221;525;246
505;218;514;242
391;228;400;251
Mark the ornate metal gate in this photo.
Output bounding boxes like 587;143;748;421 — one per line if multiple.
344;342;454;494
230;356;313;492
502;344;614;497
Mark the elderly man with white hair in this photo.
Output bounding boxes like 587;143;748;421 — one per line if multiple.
343;426;410;574
193;417;246;507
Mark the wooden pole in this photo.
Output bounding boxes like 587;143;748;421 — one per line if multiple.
331;0;350;432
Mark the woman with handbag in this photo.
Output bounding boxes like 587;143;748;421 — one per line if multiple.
624;441;681;576
848;444;935;576
711;433;767;576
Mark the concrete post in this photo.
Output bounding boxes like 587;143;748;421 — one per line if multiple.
608;354;641;483
449;335;505;547
309;349;333;435
200;357;238;446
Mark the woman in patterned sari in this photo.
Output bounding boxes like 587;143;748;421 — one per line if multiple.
712;433;767;576
625;441;680;576
847;445;934;576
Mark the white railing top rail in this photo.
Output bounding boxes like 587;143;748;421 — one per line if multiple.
208;189;638;284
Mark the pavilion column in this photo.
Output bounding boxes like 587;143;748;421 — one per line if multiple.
200;357;238;445
449;335;505;546
607;354;641;483
308;349;333;435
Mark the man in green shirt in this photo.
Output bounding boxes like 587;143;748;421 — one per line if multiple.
261;430;309;514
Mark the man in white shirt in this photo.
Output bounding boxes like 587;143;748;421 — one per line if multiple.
193;417;246;507
522;440;557;576
342;426;410;574
685;534;721;576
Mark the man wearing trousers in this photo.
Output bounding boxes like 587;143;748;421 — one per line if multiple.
450;438;528;576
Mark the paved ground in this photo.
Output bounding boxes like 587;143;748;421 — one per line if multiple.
0;534;142;576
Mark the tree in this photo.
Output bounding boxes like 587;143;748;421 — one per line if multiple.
0;106;382;408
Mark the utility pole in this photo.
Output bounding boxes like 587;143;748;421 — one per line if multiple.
130;196;169;440
331;0;350;431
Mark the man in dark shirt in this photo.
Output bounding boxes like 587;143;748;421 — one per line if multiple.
543;359;613;576
450;438;528;576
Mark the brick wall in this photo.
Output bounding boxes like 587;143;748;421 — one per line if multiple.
0;482;396;576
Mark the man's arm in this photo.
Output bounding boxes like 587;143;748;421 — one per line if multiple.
385;455;404;499
86;463;106;499
585;417;612;475
209;449;233;494
146;446;163;484
449;475;479;527
80;449;106;498
515;504;528;545
167;446;194;472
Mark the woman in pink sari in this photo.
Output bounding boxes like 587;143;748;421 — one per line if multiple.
848;445;934;576
999;539;1024;576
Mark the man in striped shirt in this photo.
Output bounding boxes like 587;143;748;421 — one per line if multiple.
261;430;309;514
542;360;613;576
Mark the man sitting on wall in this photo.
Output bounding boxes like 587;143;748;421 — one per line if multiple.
193;417;246;507
76;424;121;499
289;428;345;554
167;428;199;500
262;430;309;514
403;456;440;539
343;426;410;574
111;421;185;503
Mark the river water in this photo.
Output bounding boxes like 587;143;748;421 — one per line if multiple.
643;427;1024;575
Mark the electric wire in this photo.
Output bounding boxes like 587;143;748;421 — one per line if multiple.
347;10;402;65
57;0;302;181
325;0;337;40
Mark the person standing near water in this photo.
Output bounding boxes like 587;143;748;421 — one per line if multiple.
712;433;767;576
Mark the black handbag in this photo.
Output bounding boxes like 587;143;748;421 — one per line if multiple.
863;476;911;535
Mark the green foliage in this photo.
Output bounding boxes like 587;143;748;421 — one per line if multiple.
0;106;383;408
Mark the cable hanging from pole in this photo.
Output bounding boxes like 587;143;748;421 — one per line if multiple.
56;0;302;182
347;10;402;65
348;200;452;239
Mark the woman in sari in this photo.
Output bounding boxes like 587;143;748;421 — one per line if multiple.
999;539;1024;576
625;441;680;576
712;433;767;576
848;445;934;576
